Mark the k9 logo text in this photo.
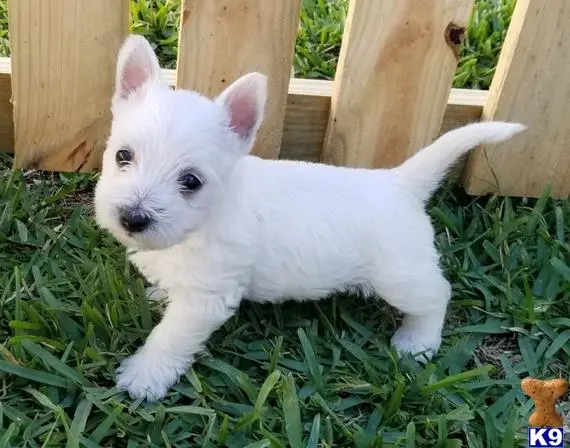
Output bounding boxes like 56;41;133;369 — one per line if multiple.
528;427;565;447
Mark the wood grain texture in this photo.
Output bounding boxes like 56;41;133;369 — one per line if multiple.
279;81;486;163
322;0;475;169
0;61;487;164
463;0;570;199
176;0;302;159
8;0;129;171
281;79;331;162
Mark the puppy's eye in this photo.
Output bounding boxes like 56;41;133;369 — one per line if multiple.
116;148;133;167
179;170;204;193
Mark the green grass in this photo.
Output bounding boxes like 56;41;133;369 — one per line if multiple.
3;0;570;447
2;159;570;447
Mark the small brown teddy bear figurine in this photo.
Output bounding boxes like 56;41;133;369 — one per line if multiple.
521;377;569;427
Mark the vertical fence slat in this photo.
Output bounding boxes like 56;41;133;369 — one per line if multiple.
463;0;570;199
8;0;129;171
176;0;301;160
0;59;13;152
322;0;474;168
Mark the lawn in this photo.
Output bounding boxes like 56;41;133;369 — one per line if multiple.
2;0;570;447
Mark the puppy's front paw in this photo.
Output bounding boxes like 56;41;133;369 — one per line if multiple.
116;350;187;401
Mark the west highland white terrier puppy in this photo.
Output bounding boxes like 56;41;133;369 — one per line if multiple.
94;35;526;401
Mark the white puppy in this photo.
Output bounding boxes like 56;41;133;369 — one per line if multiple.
94;35;525;401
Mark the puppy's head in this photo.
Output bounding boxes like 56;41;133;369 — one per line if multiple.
95;35;267;251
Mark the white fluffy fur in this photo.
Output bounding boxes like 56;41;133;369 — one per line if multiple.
94;35;526;401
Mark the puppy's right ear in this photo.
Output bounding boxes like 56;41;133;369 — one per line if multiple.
113;35;163;105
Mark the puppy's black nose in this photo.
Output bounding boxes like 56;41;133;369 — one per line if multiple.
119;208;152;233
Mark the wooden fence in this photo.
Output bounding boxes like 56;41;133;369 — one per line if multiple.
1;0;569;199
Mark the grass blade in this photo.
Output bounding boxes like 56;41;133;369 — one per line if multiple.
500;406;518;448
199;357;257;403
517;336;537;376
24;387;61;413
165;405;215;417
421;365;494;393
307;414;321;448
269;336;283;374
22;340;88;385
67;399;93;448
0;360;68;388
254;370;281;415
406;422;416;448
525;184;550;235
545;329;570;359
281;374;303;448
0;422;18;446
551;257;570;282
297;328;324;393
386;376;405;418
437;415;447;448
88;406;123;444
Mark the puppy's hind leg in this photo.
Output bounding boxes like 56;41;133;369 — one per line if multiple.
372;264;451;362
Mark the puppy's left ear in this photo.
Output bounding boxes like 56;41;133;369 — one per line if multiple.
216;72;267;151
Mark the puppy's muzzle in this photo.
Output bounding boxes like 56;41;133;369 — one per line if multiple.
119;207;153;233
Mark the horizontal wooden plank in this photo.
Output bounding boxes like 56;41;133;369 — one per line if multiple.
0;57;487;165
282;79;332;162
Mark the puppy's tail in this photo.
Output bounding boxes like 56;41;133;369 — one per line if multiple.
394;121;526;202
